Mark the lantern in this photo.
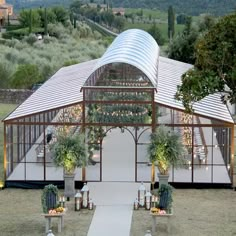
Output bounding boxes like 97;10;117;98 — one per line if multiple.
138;182;146;207
88;198;94;210
74;191;82;211
145;191;152;210
133;198;139;210
81;183;89;208
47;230;55;236
0;181;4;190
59;196;66;208
144;230;152;236
151;195;158;208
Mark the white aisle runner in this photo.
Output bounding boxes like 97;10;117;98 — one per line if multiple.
87;205;133;236
87;182;150;236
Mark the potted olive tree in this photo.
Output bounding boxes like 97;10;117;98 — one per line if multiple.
50;133;87;197
148;125;186;186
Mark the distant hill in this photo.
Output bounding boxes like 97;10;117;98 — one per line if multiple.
110;0;236;16
7;0;74;10
7;0;236;16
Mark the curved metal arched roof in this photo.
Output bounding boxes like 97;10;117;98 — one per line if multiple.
87;29;160;87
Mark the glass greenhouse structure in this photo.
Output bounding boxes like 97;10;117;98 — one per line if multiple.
3;29;235;188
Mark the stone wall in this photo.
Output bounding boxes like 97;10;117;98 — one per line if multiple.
0;89;33;104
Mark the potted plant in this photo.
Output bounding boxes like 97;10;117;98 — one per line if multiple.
148;125;186;186
50;132;87;197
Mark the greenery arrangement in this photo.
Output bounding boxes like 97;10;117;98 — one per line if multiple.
87;126;106;165
41;184;58;213
148;125;186;175
157;184;173;211
50;133;87;174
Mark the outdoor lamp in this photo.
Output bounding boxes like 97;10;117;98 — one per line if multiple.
47;229;55;236
134;198;139;210
74;191;82;211
151;195;158;208
138;182;146;207
59;195;66;207
81;183;89;208
88;198;94;210
144;229;152;236
145;191;152;210
0;181;4;190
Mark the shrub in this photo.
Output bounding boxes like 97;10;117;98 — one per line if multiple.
11;64;43;89
23;33;38;45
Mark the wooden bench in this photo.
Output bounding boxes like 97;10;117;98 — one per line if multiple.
150;210;173;233
42;212;65;233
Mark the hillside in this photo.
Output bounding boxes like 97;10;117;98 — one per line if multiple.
8;0;236;16
110;0;236;16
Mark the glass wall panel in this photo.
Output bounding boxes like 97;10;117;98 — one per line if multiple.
137;144;149;163
46;166;63;181
86;164;100;181
194;127;212;146
137;127;151;143
137;163;152;182
172;166;192;182
213;165;231;183
157;106;172;124
50;105;82;123
193;165;212;183
26;163;44;180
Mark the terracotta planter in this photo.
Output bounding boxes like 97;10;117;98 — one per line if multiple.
158;174;169;187
64;173;75;197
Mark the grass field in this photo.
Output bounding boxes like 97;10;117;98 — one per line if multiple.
0;103;17;181
124;22;185;42
125;8;168;21
0;188;236;235
0;189;94;236
131;188;236;236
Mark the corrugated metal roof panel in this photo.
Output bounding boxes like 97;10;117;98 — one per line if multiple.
3;50;234;123
87;29;159;87
4;59;98;121
156;57;233;123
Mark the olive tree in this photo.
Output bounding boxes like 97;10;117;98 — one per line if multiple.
175;12;236;112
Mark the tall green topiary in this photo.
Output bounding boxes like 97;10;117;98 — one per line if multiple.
41;184;59;213
158;184;173;212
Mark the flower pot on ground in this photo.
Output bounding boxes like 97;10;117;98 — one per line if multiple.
50;132;87;197
148;125;186;186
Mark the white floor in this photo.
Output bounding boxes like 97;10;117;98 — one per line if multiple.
87;205;133;236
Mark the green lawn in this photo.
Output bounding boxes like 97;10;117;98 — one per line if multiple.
0;103;17;181
124;22;185;42
125;8;167;21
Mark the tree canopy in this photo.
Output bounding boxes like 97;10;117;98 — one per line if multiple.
148;23;165;46
175;12;236;112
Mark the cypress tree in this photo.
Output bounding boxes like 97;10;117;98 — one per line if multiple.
7;13;10;26
44;8;48;35
29;9;32;34
168;6;175;40
73;17;76;29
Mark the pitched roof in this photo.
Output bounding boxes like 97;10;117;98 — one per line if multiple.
3;29;234;124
